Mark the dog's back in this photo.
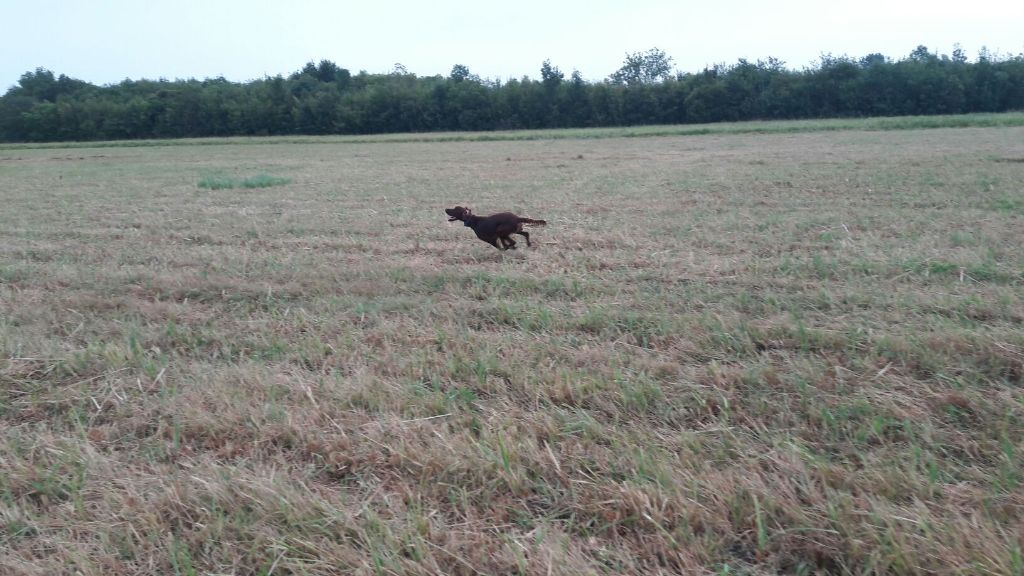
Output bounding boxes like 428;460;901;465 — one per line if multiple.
476;212;518;233
445;206;546;250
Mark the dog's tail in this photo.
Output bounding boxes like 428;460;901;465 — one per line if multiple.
518;217;547;226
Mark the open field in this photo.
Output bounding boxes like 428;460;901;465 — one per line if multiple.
1;122;1023;574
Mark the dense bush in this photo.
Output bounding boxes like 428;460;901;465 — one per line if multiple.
2;46;1022;142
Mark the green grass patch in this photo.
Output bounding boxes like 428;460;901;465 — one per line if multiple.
197;173;291;190
3;112;1023;150
991;195;1024;215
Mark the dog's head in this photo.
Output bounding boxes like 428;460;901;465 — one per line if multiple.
445;206;472;222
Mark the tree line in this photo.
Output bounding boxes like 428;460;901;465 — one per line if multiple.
1;46;1022;142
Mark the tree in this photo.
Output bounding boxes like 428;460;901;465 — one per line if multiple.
449;64;471;82
859;53;887;68
952;44;968;64
562;70;591;126
10;68;89;102
448;64;482;85
608;48;674;85
540;60;564;88
909;45;936;64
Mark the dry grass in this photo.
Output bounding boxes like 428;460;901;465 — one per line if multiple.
1;124;1023;575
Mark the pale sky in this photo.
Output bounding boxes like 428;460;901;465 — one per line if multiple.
2;0;1022;91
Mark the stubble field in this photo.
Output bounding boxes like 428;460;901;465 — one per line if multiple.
1;121;1023;575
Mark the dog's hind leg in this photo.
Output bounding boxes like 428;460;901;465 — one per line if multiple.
515;230;530;247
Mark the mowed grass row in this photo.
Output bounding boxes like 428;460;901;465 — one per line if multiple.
2;111;1023;151
0;123;1022;574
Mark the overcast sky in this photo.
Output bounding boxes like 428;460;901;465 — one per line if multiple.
2;0;1022;90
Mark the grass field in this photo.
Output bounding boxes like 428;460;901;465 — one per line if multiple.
1;120;1023;574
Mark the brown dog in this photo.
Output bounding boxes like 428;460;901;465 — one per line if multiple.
445;206;547;250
